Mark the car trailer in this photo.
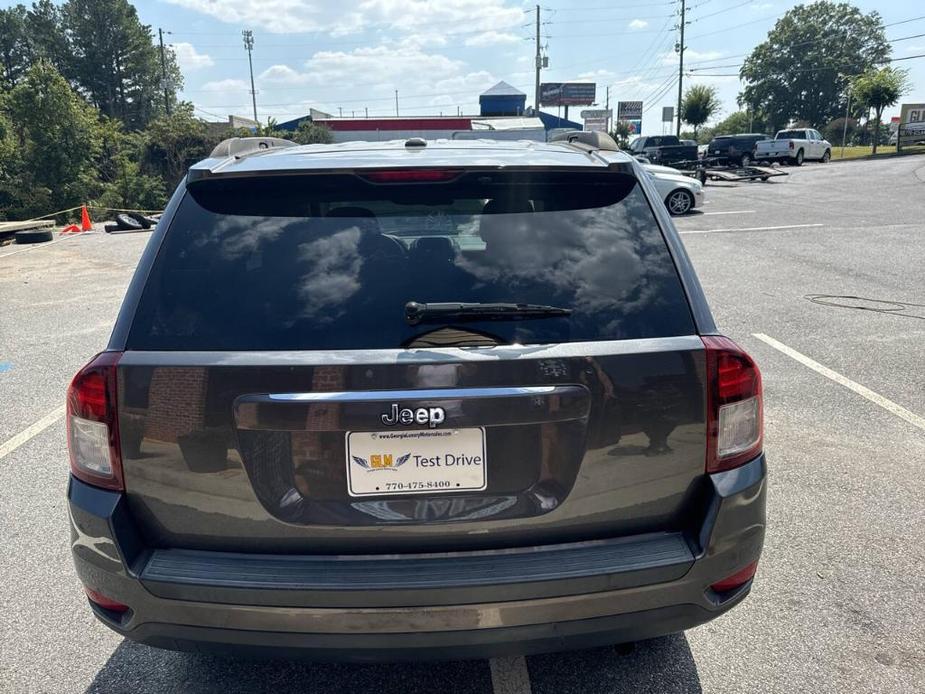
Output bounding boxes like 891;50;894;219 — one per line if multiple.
670;159;788;185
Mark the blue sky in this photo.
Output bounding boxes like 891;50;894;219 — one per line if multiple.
8;1;925;128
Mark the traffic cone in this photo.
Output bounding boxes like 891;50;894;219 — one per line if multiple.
60;224;81;234
80;204;93;231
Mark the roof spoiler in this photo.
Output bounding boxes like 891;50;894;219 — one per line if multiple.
209;136;297;159
549;130;620;152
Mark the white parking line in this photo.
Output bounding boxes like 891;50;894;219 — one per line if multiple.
752;333;925;432
700;210;756;216
0;406;66;460
680;223;824;235
490;656;532;694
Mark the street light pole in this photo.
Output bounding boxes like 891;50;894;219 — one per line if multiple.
242;30;258;125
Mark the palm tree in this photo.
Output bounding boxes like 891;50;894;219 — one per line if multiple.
681;85;722;138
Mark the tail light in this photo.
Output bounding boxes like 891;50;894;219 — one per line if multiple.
789;141;794;150
703;336;763;473
361;169;462;183
66;352;124;490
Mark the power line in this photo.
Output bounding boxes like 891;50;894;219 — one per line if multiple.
689;0;754;24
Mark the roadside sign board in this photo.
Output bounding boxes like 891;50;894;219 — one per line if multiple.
540;82;597;106
581;108;611;132
662;106;674;123
897;103;925;149
617;101;643;120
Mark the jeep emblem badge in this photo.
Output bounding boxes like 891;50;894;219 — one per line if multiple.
380;404;446;428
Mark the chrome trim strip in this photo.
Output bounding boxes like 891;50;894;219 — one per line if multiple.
266;386;559;402
120;335;704;367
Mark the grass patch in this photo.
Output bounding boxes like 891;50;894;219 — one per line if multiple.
830;145;925;160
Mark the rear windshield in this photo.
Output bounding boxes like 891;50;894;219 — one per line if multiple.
127;170;695;351
777;130;807;140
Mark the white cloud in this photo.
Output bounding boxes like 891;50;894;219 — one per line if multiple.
259;65;311;85
201;78;249;92
359;0;523;33
431;70;499;104
574;68;618;84
166;0;522;35
464;31;520;47
752;2;773;11
661;48;725;66
171;42;214;71
398;33;448;48
295;45;464;88
628;19;648;30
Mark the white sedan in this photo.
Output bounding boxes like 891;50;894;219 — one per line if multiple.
643;164;704;215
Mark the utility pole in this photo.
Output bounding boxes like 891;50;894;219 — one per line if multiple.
395;90;399;116
605;85;611;133
242;30;258;125
676;0;686;136
158;28;171;115
841;87;852;158
534;4;542;112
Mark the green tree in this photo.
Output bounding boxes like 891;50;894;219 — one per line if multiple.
710;110;767;137
739;2;889;131
64;0;182;129
141;105;216;190
0;92;25;219
95;117;165;211
821;116;858;147
851;67;910;153
610;120;632;148
25;0;70;75
0;5;31;90
5;61;101;217
291;120;333;145
680;84;721;137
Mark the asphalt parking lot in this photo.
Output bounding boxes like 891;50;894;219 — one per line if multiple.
1;155;923;693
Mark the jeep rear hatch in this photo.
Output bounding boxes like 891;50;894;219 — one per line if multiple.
115;168;712;553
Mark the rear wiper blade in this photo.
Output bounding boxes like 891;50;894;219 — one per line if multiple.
405;301;572;326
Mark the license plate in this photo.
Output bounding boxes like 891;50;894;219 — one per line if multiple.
346;428;487;497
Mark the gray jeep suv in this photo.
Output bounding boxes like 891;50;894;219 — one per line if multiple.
66;134;766;661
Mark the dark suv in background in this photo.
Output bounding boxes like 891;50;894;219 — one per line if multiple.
66;133;767;661
706;133;771;166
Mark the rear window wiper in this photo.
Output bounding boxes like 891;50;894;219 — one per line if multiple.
405;301;572;326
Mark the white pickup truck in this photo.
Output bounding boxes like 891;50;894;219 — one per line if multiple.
755;128;831;166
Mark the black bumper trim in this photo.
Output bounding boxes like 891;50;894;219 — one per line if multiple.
140;533;694;608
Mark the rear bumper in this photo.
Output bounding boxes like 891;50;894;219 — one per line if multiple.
68;455;766;661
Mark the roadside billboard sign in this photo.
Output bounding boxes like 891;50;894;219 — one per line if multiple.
662;106;674;123
897;103;925;149
540;82;597;106
617;101;643;120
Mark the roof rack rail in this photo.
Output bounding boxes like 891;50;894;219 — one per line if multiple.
548;130;620;152
209;136;297;159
